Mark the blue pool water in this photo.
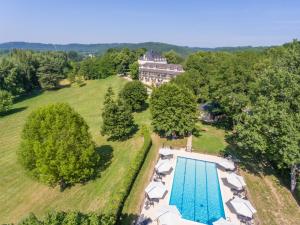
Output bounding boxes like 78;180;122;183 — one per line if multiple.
169;157;225;225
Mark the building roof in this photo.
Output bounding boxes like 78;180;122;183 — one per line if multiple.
140;50;166;61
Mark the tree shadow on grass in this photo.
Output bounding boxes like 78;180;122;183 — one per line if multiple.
221;133;291;190
95;145;114;175
14;89;44;104
201;119;232;131
0;106;27;117
119;212;140;225
192;124;203;138
107;124;139;142
60;145;113;192
134;102;149;113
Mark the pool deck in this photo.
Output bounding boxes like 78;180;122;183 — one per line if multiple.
140;149;241;225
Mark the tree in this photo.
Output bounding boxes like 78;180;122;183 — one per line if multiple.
129;62;139;80
236;65;300;192
163;50;183;64
119;81;148;111
78;57;99;80
67;61;80;83
19;103;99;187
37;52;70;89
150;83;197;136
0;52;39;95
0;90;13;114
172;69;207;100
67;51;82;62
235;97;300;187
101;87;135;140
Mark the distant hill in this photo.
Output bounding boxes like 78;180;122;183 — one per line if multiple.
0;41;269;56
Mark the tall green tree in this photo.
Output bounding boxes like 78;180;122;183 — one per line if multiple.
78;57;99;80
119;81;148;111
150;83;197;136
19;103;99;187
236;64;300;191
101;87;135;140
37;52;70;89
235;97;300;189
129;61;139;80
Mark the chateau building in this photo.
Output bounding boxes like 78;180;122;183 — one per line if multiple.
138;50;184;86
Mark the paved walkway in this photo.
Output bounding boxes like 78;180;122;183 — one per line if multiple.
186;134;192;152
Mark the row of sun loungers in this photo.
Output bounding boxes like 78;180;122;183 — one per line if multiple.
144;147;175;212
219;158;257;224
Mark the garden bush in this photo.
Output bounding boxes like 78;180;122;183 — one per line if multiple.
18;103;99;187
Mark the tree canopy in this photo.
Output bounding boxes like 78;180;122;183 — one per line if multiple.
129;61;139;80
150;83;197;136
163;50;183;64
119;81;148;111
174;39;300;192
0;50;71;95
19;103;99;187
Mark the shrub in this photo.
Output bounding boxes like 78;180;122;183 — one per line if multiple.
18;103;99;187
0;90;13;114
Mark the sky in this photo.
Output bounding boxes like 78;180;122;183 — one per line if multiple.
0;0;300;47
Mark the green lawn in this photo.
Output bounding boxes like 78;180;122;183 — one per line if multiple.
0;76;146;224
192;122;228;155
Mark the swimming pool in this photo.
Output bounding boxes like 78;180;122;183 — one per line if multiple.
169;157;225;225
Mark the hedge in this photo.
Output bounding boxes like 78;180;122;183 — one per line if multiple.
16;126;152;225
104;125;152;222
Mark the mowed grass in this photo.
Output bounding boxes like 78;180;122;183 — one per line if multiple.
241;170;300;225
0;76;146;224
192;122;228;155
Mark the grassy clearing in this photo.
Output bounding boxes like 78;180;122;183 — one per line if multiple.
242;170;300;225
0;76;146;224
192;122;228;155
